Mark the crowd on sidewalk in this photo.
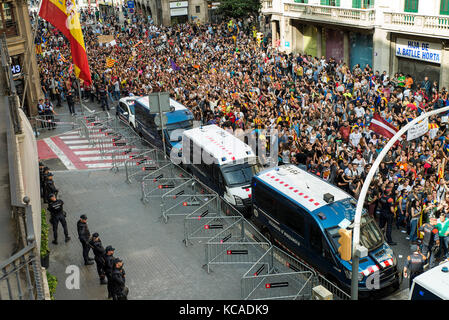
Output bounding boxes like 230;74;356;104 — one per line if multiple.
33;7;449;270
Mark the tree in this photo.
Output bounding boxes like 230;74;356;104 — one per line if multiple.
216;0;262;21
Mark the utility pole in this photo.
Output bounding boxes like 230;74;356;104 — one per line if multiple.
352;106;449;300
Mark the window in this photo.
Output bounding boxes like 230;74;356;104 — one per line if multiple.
277;201;305;238
254;184;277;217
294;0;308;3
0;2;17;37
441;0;449;15
195;5;200;13
352;0;374;8
310;222;323;255
404;0;419;12
320;0;340;6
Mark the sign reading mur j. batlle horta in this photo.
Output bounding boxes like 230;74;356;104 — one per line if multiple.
396;38;442;65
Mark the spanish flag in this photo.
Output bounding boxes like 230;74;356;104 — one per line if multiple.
39;0;91;85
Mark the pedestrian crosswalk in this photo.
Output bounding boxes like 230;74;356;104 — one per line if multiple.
38;129;140;170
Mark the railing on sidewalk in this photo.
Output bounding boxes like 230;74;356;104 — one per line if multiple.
2;89;45;300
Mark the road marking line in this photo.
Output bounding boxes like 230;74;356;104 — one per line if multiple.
44;138;77;170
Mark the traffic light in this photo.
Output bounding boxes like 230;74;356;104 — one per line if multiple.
337;228;352;261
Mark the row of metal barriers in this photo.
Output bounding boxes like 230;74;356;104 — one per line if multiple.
90;115;351;300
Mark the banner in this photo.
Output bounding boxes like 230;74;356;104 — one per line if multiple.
407;118;429;141
396;38;442;65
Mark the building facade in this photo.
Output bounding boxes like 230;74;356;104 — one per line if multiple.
1;0;42;117
262;0;449;89
134;0;211;25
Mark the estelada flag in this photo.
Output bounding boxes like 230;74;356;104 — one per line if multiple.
39;0;92;85
106;57;116;68
369;113;403;146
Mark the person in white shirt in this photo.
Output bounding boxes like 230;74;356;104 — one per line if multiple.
354;104;365;118
349;126;363;148
352;153;366;176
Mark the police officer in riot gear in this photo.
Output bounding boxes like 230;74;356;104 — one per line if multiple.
103;246;115;299
39;162;45;199
42;167;51;203
44;173;58;202
404;244;426;289
419;219;440;269
111;258;128;300
77;215;94;265
44;98;56;130
89;232;107;284
47;194;70;244
98;84;109;111
378;188;397;245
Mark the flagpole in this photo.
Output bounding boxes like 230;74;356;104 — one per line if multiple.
21;0;44;113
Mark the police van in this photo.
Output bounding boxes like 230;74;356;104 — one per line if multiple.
182;125;260;215
251;164;400;296
409;260;449;300
133;96;194;154
117;97;137;129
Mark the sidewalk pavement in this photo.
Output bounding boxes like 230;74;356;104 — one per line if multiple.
46;169;246;300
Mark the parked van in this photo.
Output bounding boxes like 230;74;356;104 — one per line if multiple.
409;261;449;300
251;164;400;297
182;125;260;215
133;96;194;154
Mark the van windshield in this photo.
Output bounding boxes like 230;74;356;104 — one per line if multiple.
326;214;384;253
222;163;261;187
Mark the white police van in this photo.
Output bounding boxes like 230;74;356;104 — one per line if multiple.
182;125;260;216
251;164;400;297
409;260;449;300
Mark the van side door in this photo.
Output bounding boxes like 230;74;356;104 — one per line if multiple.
308;218;338;277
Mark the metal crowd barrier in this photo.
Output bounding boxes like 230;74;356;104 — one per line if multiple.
124;149;163;184
140;163;191;204
241;246;316;300
203;218;271;274
312;274;351;300
161;178;216;224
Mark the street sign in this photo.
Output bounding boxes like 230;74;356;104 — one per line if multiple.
128;8;134;13
127;0;134;8
154;113;168;127
148;92;171;113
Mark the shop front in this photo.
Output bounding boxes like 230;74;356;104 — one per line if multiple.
170;1;189;24
395;37;442;86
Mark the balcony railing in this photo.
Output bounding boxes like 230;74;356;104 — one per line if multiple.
383;12;449;38
269;2;376;29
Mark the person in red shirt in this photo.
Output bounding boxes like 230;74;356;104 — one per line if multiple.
339;121;351;143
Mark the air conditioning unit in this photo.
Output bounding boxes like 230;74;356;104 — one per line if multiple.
323;193;334;203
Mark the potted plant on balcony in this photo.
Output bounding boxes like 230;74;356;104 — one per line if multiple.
40;209;50;269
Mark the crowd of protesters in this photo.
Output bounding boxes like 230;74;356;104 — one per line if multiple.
32;7;449;262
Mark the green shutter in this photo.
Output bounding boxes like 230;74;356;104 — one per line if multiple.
404;0;419;12
320;0;329;5
441;0;449;15
353;0;361;8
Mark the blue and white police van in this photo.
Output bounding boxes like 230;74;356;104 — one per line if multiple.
133;96;194;154
182;125;260;216
251;164;400;297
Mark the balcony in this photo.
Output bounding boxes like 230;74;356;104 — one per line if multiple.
383;12;449;39
263;1;376;29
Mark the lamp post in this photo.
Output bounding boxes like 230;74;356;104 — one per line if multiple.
351;106;449;300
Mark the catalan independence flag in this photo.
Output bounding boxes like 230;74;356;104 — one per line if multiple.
106;57;116;68
39;0;91;85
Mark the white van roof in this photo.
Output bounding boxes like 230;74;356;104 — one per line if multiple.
412;260;449;300
182;125;256;166
135;96;187;111
256;164;350;212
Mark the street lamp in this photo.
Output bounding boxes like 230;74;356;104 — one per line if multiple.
352;105;449;300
